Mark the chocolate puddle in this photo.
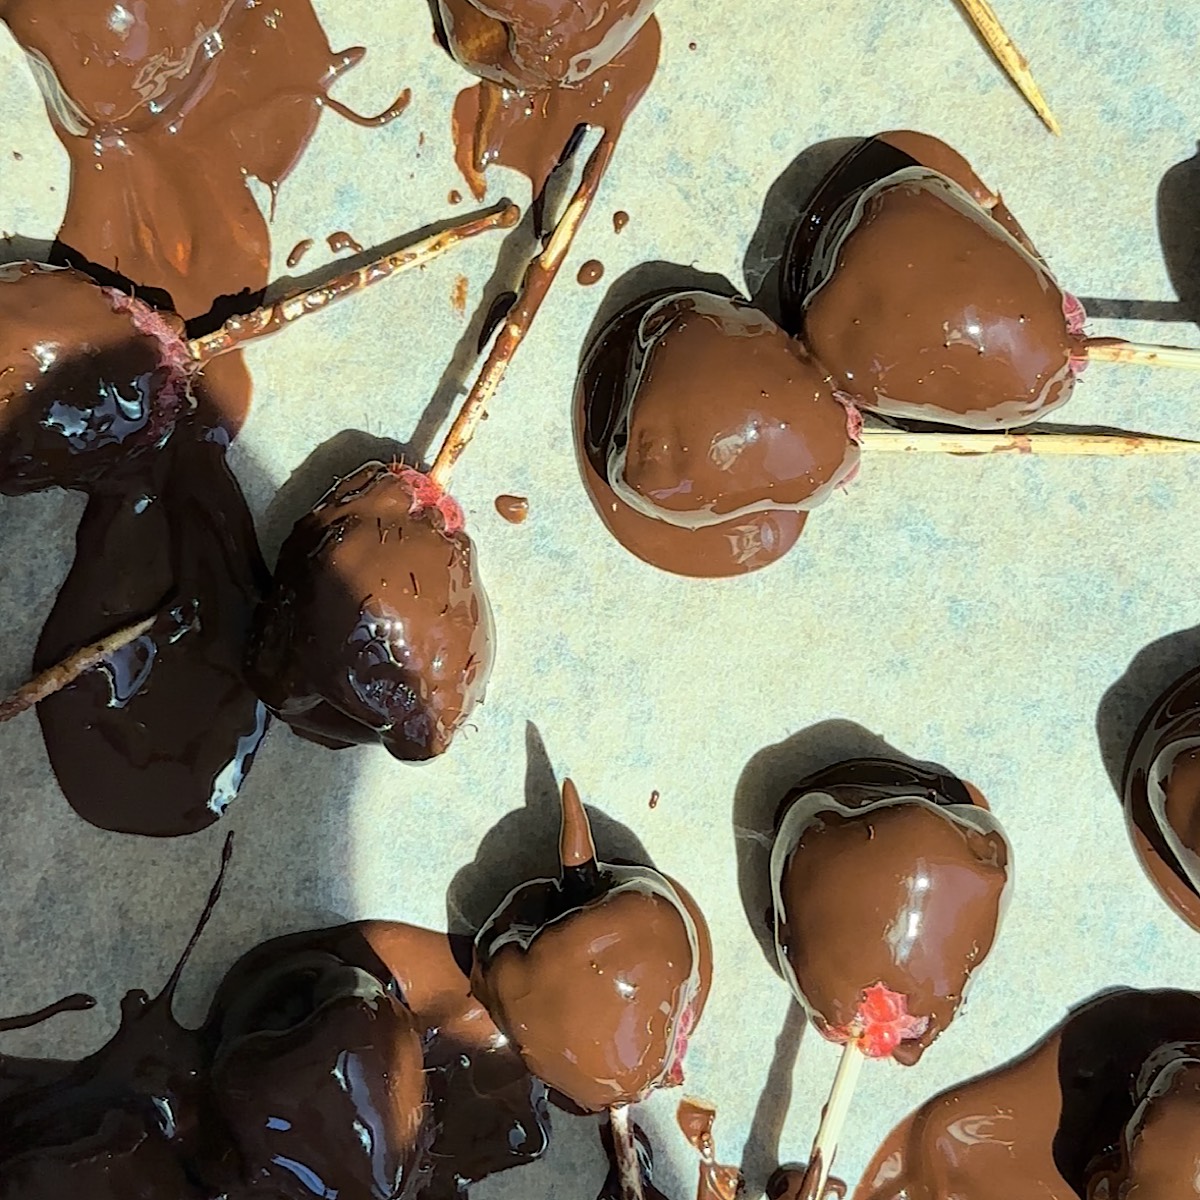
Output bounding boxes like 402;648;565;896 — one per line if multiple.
1122;664;1200;930
3;0;406;430
443;2;661;201
34;423;270;837
0;838;550;1198
855;988;1200;1199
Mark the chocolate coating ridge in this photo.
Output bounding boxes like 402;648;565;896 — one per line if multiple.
770;758;1011;1064
1123;665;1200;930
857;989;1200;1199
35;430;270;837
606;291;859;528
439;0;659;90
780;132;1041;323
247;462;493;762
472;780;712;1112
0;264;192;496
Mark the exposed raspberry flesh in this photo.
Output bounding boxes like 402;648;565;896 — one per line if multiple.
1062;291;1090;377
833;390;864;443
827;982;929;1059
388;464;465;536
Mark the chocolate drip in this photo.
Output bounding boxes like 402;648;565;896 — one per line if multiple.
472;779;712;1112
771;759;1011;1064
857;989;1200;1199
34;428;270;837
1123;665;1200;930
446;8;660;201
0;835;232;1197
247;462;494;762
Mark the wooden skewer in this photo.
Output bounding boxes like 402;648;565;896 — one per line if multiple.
1084;338;1200;371
861;429;1200;456
795;1040;865;1200
955;0;1060;135
186;204;520;362
0;616;155;724
427;134;615;491
608;1103;645;1200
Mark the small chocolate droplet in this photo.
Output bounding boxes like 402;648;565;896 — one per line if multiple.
577;259;605;286
612;210;629;234
494;494;529;524
327;231;364;255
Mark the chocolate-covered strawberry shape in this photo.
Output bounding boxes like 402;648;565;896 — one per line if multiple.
781;132;1200;432
576;288;860;577
206;948;430;1200
0;263;194;496
472;778;711;1197
769;758;1012;1196
247;462;494;761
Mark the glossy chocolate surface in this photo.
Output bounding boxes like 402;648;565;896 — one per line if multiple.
0;264;192;496
575;292;807;576
780;132;1040;322
605;291;858;528
472;780;711;1111
439;0;658;89
0;842;548;1199
856;989;1200;1199
771;759;1011;1064
1088;1048;1200;1199
1123;665;1200;930
247;462;493;762
2;0;403;431
208;952;429;1200
450;16;659;201
35;428;270;837
782;132;1083;430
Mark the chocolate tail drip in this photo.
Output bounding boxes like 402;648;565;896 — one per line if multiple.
559;778;603;903
153;831;236;1005
0;993;97;1034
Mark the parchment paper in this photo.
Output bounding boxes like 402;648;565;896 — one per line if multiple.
1;1;1199;1194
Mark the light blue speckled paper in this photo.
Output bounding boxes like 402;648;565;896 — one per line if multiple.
1;1;1199;1195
